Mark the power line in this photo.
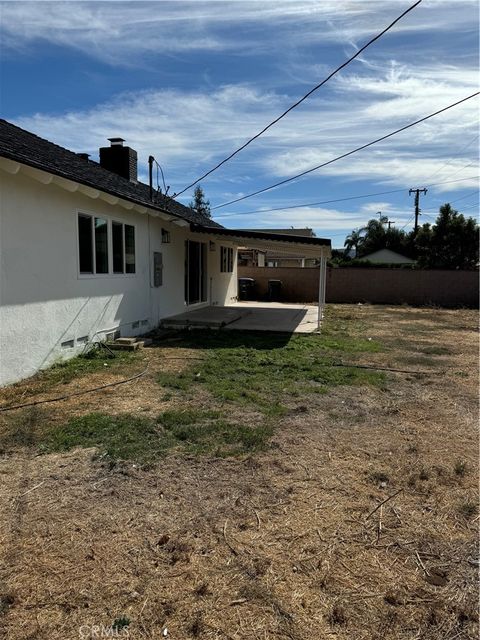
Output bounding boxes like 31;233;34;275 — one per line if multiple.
215;187;406;218
421;133;479;184
211;92;480;210
213;176;479;219
399;215;415;230
173;0;424;197
421;190;479;211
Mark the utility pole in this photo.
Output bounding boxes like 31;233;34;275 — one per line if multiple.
387;220;396;230
409;188;427;234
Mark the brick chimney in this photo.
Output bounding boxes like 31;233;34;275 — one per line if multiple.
99;138;137;182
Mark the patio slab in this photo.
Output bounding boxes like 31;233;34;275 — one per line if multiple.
161;302;321;333
161;306;244;328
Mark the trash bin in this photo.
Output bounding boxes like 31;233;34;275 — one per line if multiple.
238;277;256;301
268;279;282;301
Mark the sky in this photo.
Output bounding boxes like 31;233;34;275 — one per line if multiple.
1;0;479;247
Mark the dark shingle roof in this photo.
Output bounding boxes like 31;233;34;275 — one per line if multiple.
0;119;222;228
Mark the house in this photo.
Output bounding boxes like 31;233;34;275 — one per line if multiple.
238;229;319;267
360;248;416;264
0;120;331;386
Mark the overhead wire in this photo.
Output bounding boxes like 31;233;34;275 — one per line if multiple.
154;158;168;194
211;92;480;210
421;190;479;212
173;0;424;197
213;176;479;219
421;133;479;184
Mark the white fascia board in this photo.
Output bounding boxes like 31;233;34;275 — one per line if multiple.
0;157;21;174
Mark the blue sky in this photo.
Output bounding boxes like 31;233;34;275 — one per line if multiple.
1;0;478;246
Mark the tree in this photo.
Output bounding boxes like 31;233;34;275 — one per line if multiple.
414;203;479;269
344;228;364;255
345;216;412;259
189;185;211;219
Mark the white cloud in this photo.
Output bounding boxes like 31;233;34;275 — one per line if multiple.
14;57;479;201
1;0;477;65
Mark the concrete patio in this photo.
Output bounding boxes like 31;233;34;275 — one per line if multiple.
161;302;321;333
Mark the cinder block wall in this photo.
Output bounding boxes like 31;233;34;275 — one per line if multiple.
238;266;479;307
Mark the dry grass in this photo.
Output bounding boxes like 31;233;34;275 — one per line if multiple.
0;305;478;639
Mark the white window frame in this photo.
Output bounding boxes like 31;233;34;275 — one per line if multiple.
76;210;137;279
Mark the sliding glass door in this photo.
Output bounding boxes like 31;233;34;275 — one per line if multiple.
185;240;207;305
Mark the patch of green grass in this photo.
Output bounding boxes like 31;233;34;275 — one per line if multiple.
41;409;273;463
156;330;385;415
36;348;138;390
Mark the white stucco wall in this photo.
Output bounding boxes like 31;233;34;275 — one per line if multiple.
0;169;237;386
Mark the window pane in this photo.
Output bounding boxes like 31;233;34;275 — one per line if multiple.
78;214;93;273
112;221;124;273
94;218;108;274
124;224;136;273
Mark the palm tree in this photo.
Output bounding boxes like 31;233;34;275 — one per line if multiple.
344;228;364;256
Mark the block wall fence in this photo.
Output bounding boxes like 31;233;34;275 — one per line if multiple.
238;266;479;307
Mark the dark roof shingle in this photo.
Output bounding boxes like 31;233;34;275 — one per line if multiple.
0;119;222;228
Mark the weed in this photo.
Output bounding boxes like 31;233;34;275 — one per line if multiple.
370;471;390;485
187;613;205;637
419;467;430;481
454;460;467;477
458;501;478;519
112;617;130;632
0;594;14;616
329;604;347;626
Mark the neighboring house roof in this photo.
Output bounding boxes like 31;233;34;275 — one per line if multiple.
190;224;330;247
0;119;221;228
361;248;416;264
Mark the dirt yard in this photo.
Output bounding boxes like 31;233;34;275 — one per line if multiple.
0;305;478;640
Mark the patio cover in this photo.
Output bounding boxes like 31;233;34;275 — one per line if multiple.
190;224;332;328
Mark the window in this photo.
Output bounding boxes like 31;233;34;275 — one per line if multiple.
78;213;135;275
112;221;124;273
125;224;135;273
161;228;171;243
220;246;234;273
78;214;93;273
113;221;136;274
78;214;108;274
95;218;108;273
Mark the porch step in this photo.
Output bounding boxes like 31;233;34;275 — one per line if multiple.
106;337;153;351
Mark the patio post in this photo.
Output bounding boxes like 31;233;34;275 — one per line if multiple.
317;252;327;330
